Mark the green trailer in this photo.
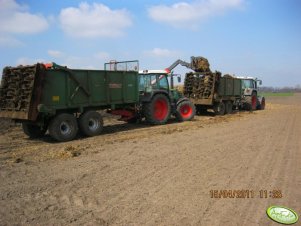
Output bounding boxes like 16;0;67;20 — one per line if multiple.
184;72;242;115
0;63;139;119
0;61;195;141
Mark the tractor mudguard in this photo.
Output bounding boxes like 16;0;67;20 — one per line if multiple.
140;90;170;103
176;97;191;106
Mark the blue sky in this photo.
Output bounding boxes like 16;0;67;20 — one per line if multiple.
0;0;300;87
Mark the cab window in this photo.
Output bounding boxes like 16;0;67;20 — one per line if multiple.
242;79;254;89
158;74;169;90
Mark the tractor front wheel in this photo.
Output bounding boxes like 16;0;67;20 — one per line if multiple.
176;100;195;121
144;94;171;125
257;97;265;110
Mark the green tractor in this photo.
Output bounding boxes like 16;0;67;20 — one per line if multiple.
138;69;195;124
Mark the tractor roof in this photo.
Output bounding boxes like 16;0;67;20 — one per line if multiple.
236;76;257;80
139;69;169;75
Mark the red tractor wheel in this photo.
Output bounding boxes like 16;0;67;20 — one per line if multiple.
144;94;171;125
245;92;257;111
154;99;169;121
176;100;195;121
251;94;257;110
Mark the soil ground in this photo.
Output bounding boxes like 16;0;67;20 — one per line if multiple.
0;94;300;226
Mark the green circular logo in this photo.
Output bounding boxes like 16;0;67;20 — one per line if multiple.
267;206;299;224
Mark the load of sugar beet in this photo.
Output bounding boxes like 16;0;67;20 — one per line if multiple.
0;65;37;111
183;57;221;99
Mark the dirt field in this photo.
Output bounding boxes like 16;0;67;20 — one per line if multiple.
0;94;300;226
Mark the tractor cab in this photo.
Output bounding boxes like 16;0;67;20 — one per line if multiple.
138;69;182;101
138;70;169;93
238;77;262;96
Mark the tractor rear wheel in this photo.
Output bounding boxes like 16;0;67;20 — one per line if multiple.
144;94;171;125
225;101;233;114
22;123;47;138
245;92;257;110
213;102;225;115
176;100;195;122
49;113;78;142
79;111;103;137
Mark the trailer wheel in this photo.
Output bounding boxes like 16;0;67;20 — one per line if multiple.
79;111;103;136
225;101;233;114
49;113;78;142
176;100;195;121
196;105;207;115
126;117;139;124
144;94;171;125
213;102;225;115
22;123;47;138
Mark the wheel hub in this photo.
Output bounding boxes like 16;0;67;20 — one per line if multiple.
180;105;192;118
88;118;99;131
60;122;71;135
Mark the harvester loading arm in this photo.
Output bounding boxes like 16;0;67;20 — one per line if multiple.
166;56;211;73
167;59;191;72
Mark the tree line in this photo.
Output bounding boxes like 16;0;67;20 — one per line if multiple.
259;85;301;93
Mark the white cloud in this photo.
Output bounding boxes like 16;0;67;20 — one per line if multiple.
59;2;132;38
0;0;49;34
145;48;179;57
48;50;64;58
148;0;244;28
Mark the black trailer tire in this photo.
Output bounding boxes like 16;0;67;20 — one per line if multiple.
79;111;103;137
144;94;171;125
126;117;139;124
196;105;207;115
175;100;196;122
49;113;78;142
22;123;47;138
225;101;233;114
213;102;225;115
